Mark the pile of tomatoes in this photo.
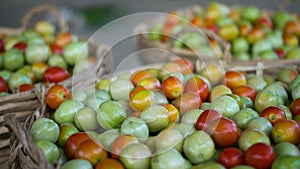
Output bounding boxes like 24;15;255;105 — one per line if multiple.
31;57;300;169
0;20;91;95
149;2;300;61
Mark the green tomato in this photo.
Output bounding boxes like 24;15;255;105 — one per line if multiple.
240;96;254;109
183;130;215;164
120;143;152;169
35;20;55;35
216;17;233;27
149;23;163;41
57;147;68;166
25;44;51;64
155;128;183;153
0;70;12;82
53;99;84;125
86;97;106;111
238;129;270;152
151;148;186;169
231;165;255;169
192;161;226;169
48;54;68;69
96;129;119;151
245;117;273;137
254;90;281;113
181;109;203;126
3;48;24;71
74;107;99;131
61;159;93;169
246;76;267;92
241;6;261;22
94;89;111;101
57;123;79;147
171;122;195;138
210;95;240;118
35;140;59;164
120;117;149;143
265;32;283;49
72;90;88;103
272;11;291;29
285;47;300;59
140;105;169;132
265;82;288;103
273;142;300;158
232;108;259;130
63;41;89;66
278;105;293;119
110;79;134;100
30;118;59;143
97;100;126;129
232;37;249;54
271;156;300;169
4;36;21;50
259;50;279;60
8;72;32;92
252;40;272;56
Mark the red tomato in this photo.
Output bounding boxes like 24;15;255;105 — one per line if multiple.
260;106;286;126
0;38;4;52
223;71;246;89
110;134;139;160
274;49;286;59
290;98;300;117
161;76;184;99
95;158;125;169
232;85;256;102
13;42;27;53
206;25;219;34
43;66;69;83
272;119;300;144
75;139;107;166
195;109;222;131
254;17;273;29
0;77;8;92
207;117;239;147
245;142;275;169
173;58;194;74
172;92;202;115
185;76;209;101
18;83;34;92
46;84;71;109
65;132;92;159
49;43;63;55
54;32;73;47
217;147;244;168
130;70;152;86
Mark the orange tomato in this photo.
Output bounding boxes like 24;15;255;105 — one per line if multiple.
54;32;74;47
161;103;179;122
272;119;300;144
137;77;161;90
173;58;194;74
130;89;155;111
95;158;125;169
223;71;246;89
46;84;71;109
185;76;210;102
75;139;107;166
260;106;286;126
190;16;204;27
110;134;139;160
65;132;92;159
232;85;256;102
161;76;184;99
130;70;152;86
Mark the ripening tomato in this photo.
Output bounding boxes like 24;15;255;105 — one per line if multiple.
161;76;184;99
110;134;139;160
43;66;69;83
65;132;92;159
185;76;209;102
290;98;300;117
173;58;194;74
55;32;74;47
217;147;244;168
207;117;239;147
46;84;71;109
245;142;275;169
223;71;246;89
50;43;63;55
137;77;161;91
32;62;48;81
13;42;27;53
161;103;179;122
195;109;222;131
171;92;201;115
0;77;8;92
130;70;152;86
18;83;34;92
254;17;273;29
190;16;204;27
130;89;155;111
260;106;286;126
232;85;256;102
129;86;146;100
95;158;125;169
283;20;300;35
75;139;107;166
246;27;265;44
272;119;300;144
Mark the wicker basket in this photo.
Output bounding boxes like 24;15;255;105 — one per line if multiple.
0;4;113;164
133;3;300;75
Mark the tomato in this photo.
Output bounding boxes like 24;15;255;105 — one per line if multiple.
12;42;27;53
65;132;92;159
32;62;48;81
254;17;273;29
207;117;239;147
290;98;300;117
161;103;179;122
218;24;239;41
245;142;275;169
190;16;204;27
18;83;34;92
0;77;8;92
50;43;64;55
232;85;256;102
283;20;300;35
46;84;71;109
43;66;69;83
36;140;60;164
173;58;194;74
217;147;244;168
61;159;93;169
185;76;209;101
223;71;246;89
75;139;107;166
161;76;184;99
246;27;265;44
3;48;24;71
260;106;286;126
137;77;161;90
129;86;146;100
130;70;152;86
130;89;155;111
57;123;79;147
272;119;300;144
55;32;74;47
195;109;222;131
274;49;286;59
110;134;139;159
171;92;201;115
95;158;125;169
30;118;59;143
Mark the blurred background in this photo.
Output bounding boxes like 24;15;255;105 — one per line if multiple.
0;0;299;69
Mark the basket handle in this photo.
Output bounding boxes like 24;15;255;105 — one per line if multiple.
21;4;69;33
